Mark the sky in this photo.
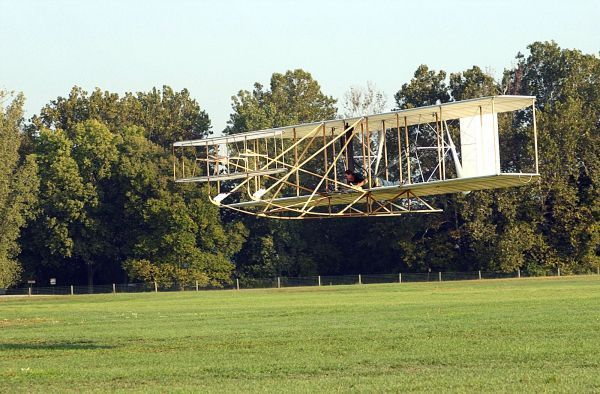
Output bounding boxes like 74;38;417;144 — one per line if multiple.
1;0;598;134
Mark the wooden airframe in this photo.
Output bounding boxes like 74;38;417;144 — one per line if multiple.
173;95;540;219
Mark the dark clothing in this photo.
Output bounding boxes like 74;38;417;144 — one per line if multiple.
347;172;365;186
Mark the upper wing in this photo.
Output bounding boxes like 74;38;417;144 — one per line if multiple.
174;96;535;147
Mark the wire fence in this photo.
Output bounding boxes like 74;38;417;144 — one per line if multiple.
2;267;599;296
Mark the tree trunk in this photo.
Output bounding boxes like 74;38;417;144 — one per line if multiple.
87;263;94;294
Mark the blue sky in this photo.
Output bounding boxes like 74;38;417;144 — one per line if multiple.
1;0;598;133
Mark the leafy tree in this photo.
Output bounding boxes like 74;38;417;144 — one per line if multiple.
512;42;600;272
109;124;247;287
383;64;540;273
35;86;211;148
380;66;464;272
449;66;499;101
0;91;39;288
342;81;388;117
394;65;451;109
124;190;245;288
23;86;246;287
225;69;339;277
225;69;337;134
27;122;115;286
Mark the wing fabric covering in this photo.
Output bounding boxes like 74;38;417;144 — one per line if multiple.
225;174;539;211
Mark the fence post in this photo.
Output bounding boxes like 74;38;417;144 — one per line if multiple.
318;276;321;286
478;270;482;280
438;272;441;282
112;283;116;294
28;286;32;297
558;268;561;277
195;281;199;291
277;277;281;288
236;278;240;290
517;269;521;279
154;281;158;293
399;273;402;283
358;274;362;285
70;285;74;295
597;266;599;275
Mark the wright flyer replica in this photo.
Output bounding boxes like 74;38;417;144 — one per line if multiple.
173;96;540;219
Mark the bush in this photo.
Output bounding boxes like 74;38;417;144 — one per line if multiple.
0;258;23;288
123;259;211;289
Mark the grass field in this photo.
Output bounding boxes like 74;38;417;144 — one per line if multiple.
1;276;599;392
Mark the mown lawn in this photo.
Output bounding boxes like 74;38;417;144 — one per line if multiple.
1;276;599;392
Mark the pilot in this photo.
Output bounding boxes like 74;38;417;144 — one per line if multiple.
344;170;367;188
344;169;400;188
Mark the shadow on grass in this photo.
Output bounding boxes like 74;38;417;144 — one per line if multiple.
0;341;116;351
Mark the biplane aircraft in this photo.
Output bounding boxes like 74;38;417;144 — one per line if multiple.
173;95;540;219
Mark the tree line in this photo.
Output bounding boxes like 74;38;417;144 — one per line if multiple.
0;41;598;288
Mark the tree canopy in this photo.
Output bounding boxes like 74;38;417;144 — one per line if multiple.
18;87;245;288
2;41;598;288
0;91;39;287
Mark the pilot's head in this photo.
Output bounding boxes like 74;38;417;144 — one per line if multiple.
344;170;355;182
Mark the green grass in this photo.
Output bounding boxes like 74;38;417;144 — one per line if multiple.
1;276;600;392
